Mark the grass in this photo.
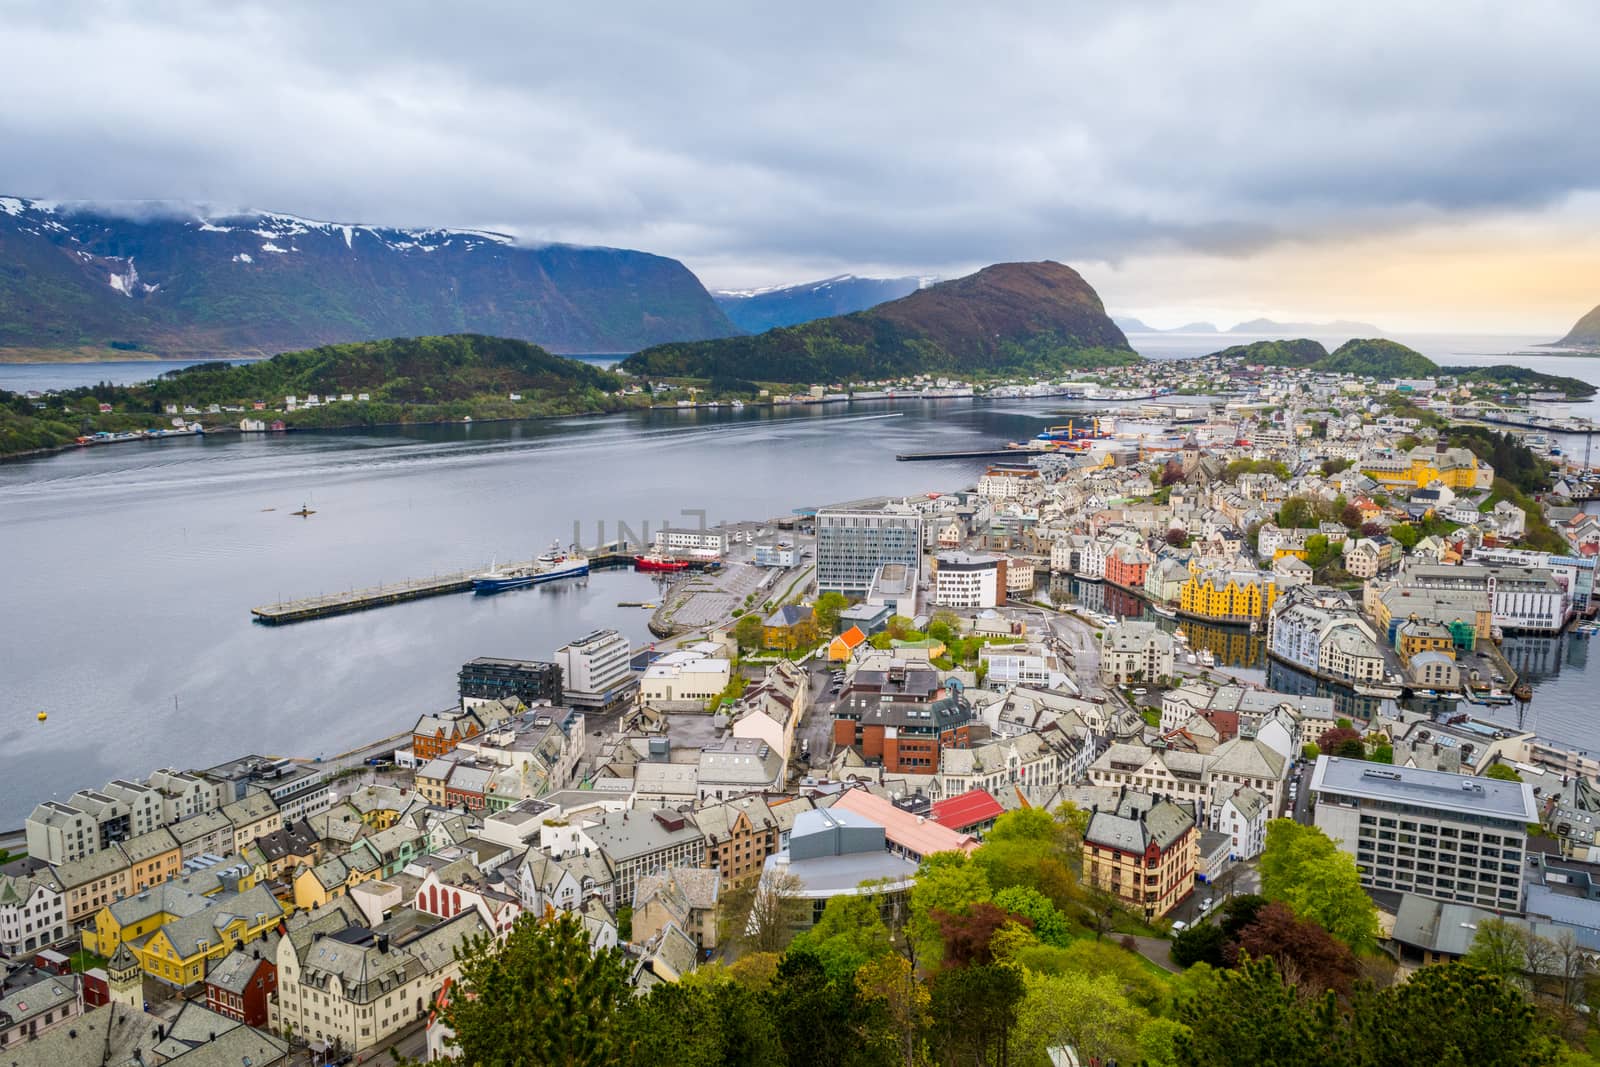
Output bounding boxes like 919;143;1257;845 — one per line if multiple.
70;949;108;972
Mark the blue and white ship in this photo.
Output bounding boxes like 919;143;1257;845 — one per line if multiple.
472;542;589;593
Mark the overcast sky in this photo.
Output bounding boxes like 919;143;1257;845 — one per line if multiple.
4;1;1598;332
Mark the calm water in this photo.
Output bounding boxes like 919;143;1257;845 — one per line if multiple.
4;338;1599;823
0;354;623;393
0;399;1063;822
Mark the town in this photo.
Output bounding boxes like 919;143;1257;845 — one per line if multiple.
4;354;1600;1066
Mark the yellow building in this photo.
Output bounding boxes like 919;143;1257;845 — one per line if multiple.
1179;568;1279;624
291;852;382;911
121;828;182;893
87;882;283;987
1395;619;1456;665
1360;445;1482;490
1083;796;1197;919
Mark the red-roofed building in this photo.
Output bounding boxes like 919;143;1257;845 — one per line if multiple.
829;625;868;662
830;787;978;862
929;789;1005;836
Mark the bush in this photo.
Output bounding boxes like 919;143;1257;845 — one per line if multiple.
1171;922;1227;968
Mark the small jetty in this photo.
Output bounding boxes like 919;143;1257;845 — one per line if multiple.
250;546;646;624
896;447;1029;462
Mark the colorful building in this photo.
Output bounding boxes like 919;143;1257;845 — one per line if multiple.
1179;567;1279;624
1360;444;1483;490
1083;790;1197;919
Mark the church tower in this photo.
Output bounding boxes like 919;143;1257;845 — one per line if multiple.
107;942;142;1010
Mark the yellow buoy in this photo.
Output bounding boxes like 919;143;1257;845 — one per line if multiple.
37;711;47;722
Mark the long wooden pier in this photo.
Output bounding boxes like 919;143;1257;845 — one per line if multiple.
250;548;650;625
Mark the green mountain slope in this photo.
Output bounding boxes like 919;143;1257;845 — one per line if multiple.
620;261;1136;383
1315;338;1437;378
1553;303;1600;348
1210;338;1329;367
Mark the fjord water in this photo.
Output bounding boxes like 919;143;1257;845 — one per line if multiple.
0;400;1042;822
3;336;1599;823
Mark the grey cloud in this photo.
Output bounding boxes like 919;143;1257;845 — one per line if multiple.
1;1;1597;286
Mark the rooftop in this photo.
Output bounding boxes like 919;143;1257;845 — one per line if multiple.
1309;755;1537;822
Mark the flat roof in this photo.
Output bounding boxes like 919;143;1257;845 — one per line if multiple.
1309;755;1537;822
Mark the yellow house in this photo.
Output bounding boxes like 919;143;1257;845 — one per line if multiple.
1360;445;1482;490
1395;619;1456;665
345;785;410;829
130;884;284;987
84;858;265;955
1179;568;1279;624
291;852;382;911
121;828;182;893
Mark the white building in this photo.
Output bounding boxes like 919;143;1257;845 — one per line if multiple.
0;873;68;955
1100;621;1176;685
933;552;1006;608
1215;786;1269;859
653;527;728;559
554;629;635;708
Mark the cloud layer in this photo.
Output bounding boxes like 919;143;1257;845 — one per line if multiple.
3;2;1599;328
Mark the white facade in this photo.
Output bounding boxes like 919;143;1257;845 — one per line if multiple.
0;876;68;955
554;629;633;707
933;553;1004;608
653;528;728;559
640;652;733;704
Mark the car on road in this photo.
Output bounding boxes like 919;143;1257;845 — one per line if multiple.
1171;920;1188;932
1200;897;1213;912
1131;687;1148;695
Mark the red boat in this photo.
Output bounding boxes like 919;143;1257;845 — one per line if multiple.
634;554;690;572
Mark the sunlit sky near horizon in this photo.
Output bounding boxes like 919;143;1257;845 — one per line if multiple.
3;2;1597;335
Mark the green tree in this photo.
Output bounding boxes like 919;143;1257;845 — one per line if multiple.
791;892;894;979
1485;762;1524;783
1176;957;1342;1067
1277;497;1315;530
442;909;633;1067
1304;533;1332;569
733;613;765;651
927;963;1024;1067
1171;921;1228;968
1462;916;1531;983
620;974;783;1067
991;886;1072;947
1389;522;1423;550
1357;962;1559;1066
767;946;893;1067
1258;820;1379;951
814;591;849;635
908;852;992;969
1014;967;1147;1067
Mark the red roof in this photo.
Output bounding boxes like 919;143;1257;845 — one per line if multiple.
929;788;1006;832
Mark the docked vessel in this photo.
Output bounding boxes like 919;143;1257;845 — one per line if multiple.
472;543;589;593
634;554;691;573
1150;603;1178;619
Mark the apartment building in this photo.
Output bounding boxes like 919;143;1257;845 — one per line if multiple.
1310;756;1538;910
815;499;924;596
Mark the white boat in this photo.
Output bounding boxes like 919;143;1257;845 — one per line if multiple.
1198;650;1216;667
472;542;590;593
1151;603;1178;619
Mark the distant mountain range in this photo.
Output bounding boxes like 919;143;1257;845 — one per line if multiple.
714;274;928;332
0;196;738;359
1115;315;1383;335
1550;303;1600;349
622;261;1136;383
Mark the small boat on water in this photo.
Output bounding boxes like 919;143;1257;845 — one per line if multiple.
472;542;590;593
1151;603;1178;619
634;554;691;573
292;504;316;517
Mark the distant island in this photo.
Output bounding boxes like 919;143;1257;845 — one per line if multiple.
0;196;738;361
1546;302;1600;350
1116;316;1382;335
1212;336;1596;396
714;274;927;332
622;261;1139;383
0;334;635;458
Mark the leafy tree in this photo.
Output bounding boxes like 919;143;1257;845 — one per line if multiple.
1323;458;1355;477
927;964;1024;1067
1216;894;1268;940
1166;526;1188;546
936;902;1027;969
1277;496;1316;530
1485;762;1524;782
1367;743;1394;764
1014;967;1147;1067
1463;916;1531;984
1138;1016;1191;1067
1317;727;1363;757
971;807;1084;913
1258;821;1379;951
1356;962;1559;1066
990;886;1072;947
1304;533;1332;569
621;974;783;1067
442;908;633;1067
792;893;894;979
767;946;893;1067
1340;502;1365;528
1389;522;1423;550
1230;901;1359;996
1171;921;1228;968
733;613;765;651
908;852;992;969
1176;957;1341;1067
813;591;849;635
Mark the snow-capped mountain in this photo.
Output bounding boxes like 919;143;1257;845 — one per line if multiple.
0;197;738;357
713;273;931;333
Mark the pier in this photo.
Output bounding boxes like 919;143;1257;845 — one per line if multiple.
896;447;1029;462
249;547;660;624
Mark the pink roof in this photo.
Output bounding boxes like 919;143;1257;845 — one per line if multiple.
930;789;1006;832
832;787;978;858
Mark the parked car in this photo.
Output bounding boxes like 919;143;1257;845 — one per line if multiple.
1171;919;1188;932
